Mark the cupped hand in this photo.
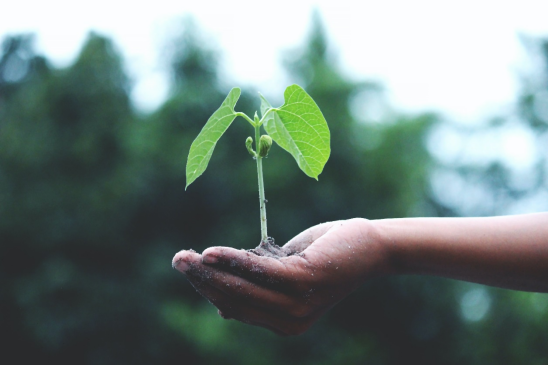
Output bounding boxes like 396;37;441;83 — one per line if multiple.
172;218;391;336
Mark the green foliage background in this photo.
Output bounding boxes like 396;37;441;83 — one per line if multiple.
1;14;547;364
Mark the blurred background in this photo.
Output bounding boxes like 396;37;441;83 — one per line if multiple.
1;0;548;363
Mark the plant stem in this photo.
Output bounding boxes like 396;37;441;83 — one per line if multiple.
255;123;268;242
235;112;255;127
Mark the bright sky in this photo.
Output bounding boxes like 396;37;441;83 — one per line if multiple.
2;0;548;122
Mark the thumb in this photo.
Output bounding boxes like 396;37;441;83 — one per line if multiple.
282;221;338;254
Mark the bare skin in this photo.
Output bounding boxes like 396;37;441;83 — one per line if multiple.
172;213;548;336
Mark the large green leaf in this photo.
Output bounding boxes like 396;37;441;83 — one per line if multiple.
261;84;330;179
186;87;241;189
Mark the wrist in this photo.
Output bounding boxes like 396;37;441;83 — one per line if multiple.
350;218;398;278
372;218;409;276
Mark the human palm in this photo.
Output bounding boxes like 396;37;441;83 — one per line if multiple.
172;218;390;335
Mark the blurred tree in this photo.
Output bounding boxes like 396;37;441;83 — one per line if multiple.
492;39;547;364
422;35;548;363
0;32;182;363
519;39;548;133
0;35;48;99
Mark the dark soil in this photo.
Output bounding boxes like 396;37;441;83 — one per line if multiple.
248;237;297;258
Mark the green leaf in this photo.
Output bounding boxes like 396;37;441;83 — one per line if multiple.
261;85;330;179
186;87;241;189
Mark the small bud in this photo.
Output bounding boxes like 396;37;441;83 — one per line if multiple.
245;137;256;157
254;111;260;124
258;135;273;158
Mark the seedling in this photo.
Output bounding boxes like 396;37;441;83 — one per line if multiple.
186;84;330;253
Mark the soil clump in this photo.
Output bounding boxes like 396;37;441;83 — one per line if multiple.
248;237;298;258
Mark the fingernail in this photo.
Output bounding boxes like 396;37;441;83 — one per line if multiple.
172;258;190;272
202;254;218;264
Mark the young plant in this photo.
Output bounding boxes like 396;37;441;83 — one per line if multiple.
186;84;330;253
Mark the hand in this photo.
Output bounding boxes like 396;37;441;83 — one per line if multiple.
172;218;392;336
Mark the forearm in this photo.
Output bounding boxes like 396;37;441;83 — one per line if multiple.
375;213;548;292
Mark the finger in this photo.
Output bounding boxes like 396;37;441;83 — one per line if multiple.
201;246;311;286
172;249;202;273
188;259;314;318
186;276;286;335
186;275;313;336
283;221;339;254
173;248;309;314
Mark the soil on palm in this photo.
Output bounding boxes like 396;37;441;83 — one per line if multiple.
249;237;296;258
